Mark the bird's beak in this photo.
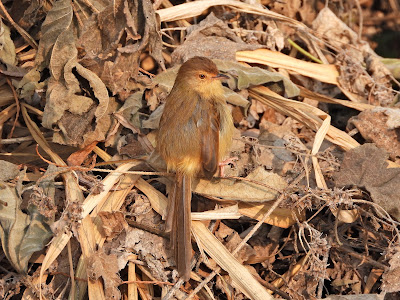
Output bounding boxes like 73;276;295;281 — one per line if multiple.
212;73;229;80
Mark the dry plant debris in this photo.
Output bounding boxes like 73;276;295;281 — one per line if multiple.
0;0;399;299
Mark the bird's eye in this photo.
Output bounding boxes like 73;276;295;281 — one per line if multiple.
199;74;206;79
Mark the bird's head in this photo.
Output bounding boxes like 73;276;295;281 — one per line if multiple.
175;57;228;99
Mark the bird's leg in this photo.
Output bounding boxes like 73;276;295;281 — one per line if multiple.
218;156;238;177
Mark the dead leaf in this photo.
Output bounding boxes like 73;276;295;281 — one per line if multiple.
0;20;16;66
0;161;19;181
123;227;171;281
334;144;400;221
194;166;287;202
98;211;127;241
382;246;400;293
36;0;115;147
348;108;400;160
67;141;98;166
215;59;300;98
87;250;122;299
77;0;164;100
17;68;45;105
0;182;52;273
171;13;262;64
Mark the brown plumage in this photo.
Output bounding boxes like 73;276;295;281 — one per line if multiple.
156;57;234;280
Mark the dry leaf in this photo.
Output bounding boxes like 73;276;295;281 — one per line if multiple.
382;246;400;293
0;161;19;181
334;144;400;221
0;20;16;66
313;8;394;105
78;0;164;100
171;13;261;64
348;108;400;160
87;250;122;299
215;59;300;98
194;166;286;202
0;182;52;273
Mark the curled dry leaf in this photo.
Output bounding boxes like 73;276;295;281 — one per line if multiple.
117;91;144;129
0;20;16;66
33;0;115;147
123;227;171;281
0;182;52;273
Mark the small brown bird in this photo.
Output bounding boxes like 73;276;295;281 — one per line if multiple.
156;57;234;280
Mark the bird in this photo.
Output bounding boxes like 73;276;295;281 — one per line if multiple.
156;56;234;280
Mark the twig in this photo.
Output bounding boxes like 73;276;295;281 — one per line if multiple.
222;175;282;194
287;38;323;64
5;77;20;138
354;0;363;40
0;3;38;49
0;134;52;144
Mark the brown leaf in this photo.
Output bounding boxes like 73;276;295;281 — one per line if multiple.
77;0;164;99
0;21;16;66
171;13;262;64
194;166;287;202
0;161;19;181
67;141;98;166
98;211;127;240
0;182;52;273
87;250;122;299
334;144;400;221
348;108;400;160
382;246;400;293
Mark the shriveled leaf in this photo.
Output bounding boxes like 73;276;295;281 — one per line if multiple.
35;0;75;72
77;0;163;100
194;166;287;202
87;251;122;299
0;182;52;273
37;0;114;147
0;21;16;65
117;91;144;129
0;160;19;181
348;108;400;160
334;144;400;221
171;13;261;63
16;68;45;103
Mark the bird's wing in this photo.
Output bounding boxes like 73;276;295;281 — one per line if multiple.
196;99;220;179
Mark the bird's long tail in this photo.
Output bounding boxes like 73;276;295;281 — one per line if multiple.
166;172;192;280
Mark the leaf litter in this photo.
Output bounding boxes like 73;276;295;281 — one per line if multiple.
0;1;399;299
